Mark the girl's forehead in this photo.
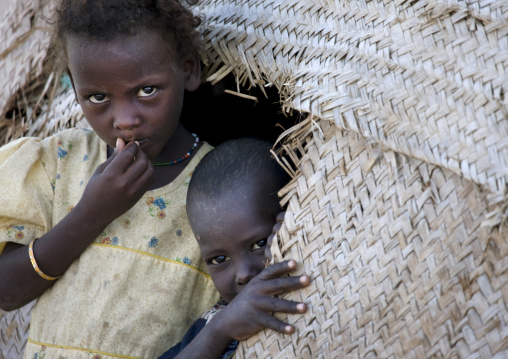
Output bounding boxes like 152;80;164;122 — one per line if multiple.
65;30;178;66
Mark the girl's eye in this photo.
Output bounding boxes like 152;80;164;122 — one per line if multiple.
137;86;157;97
252;239;267;250
210;256;230;265
88;94;109;104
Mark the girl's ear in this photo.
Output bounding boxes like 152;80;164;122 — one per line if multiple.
183;55;201;92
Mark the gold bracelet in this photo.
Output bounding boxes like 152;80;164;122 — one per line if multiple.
28;239;61;281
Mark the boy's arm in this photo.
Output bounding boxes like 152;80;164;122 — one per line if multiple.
171;260;310;359
0;142;154;311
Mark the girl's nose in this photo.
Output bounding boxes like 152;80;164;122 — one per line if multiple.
113;103;142;131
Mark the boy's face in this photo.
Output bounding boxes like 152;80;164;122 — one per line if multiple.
191;179;277;303
66;29;200;161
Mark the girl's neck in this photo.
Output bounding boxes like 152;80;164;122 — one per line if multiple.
149;124;203;190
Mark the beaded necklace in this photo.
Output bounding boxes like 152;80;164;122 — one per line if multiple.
152;133;199;167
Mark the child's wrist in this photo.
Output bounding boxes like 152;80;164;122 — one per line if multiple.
71;201;111;236
206;310;236;342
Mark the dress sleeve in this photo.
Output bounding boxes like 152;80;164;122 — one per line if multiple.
0;137;55;248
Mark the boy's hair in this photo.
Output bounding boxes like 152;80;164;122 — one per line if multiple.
187;138;290;214
49;0;202;69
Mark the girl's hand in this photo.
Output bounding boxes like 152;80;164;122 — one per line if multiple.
212;260;310;341
78;139;155;225
265;211;286;261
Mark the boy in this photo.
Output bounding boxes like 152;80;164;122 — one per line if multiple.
160;138;310;358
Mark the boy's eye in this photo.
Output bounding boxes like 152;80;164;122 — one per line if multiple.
137;86;157;97
88;94;109;104
252;239;267;250
210;255;230;265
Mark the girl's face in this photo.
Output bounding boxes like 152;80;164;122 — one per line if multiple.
66;30;200;161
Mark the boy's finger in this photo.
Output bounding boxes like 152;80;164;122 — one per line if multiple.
265;232;276;261
272;222;282;233
256;260;297;280
276;211;286;223
254;312;296;335
257;297;307;315
259;274;310;295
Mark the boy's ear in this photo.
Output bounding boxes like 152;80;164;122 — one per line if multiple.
67;68;79;104
183;55;201;92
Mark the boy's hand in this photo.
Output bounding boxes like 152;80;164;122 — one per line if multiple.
212;259;310;341
265;211;286;261
78;139;155;225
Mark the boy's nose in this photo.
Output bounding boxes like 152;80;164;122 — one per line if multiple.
235;259;261;286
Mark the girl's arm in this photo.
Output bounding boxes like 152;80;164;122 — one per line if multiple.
0;141;154;311
171;260;310;359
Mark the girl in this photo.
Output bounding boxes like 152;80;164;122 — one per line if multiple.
0;1;308;358
0;1;218;358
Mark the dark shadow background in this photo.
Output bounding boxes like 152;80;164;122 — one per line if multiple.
181;73;300;146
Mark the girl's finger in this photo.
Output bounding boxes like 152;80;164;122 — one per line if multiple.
124;146;151;178
115;138;126;153
276;211;286;223
125;158;155;194
94;139;126;174
104;141;140;174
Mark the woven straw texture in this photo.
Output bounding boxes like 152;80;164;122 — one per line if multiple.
196;0;508;357
0;0;507;358
0;302;35;359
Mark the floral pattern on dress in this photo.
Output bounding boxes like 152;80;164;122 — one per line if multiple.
7;225;25;240
86;352;102;359
148;237;159;248
174;256;192;265
100;232;119;245
146;196;170;219
33;345;46;359
63;201;74;213
57;140;73;160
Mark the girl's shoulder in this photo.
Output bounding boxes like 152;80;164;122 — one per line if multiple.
41;127;98;148
0;128;93;165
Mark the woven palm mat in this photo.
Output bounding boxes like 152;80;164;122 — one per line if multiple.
194;0;508;357
0;301;36;359
236;117;508;358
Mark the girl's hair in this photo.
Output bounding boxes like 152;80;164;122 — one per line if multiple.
48;0;202;70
